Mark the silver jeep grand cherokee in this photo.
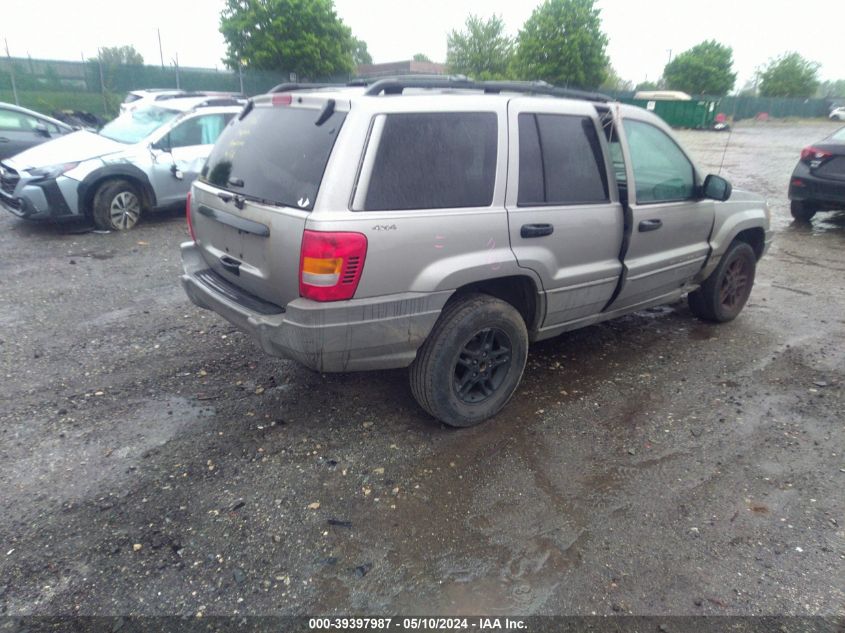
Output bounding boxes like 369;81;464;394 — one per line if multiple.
181;78;772;427
1;96;244;230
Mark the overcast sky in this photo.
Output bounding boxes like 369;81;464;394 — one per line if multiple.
2;0;843;88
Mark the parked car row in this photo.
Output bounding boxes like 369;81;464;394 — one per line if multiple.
1;94;245;230
6;78;845;426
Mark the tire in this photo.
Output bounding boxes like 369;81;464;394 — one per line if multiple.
790;200;817;222
409;293;529;427
92;179;143;231
688;241;756;323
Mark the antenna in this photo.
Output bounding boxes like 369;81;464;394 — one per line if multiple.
718;97;740;176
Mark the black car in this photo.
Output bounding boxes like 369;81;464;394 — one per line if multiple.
0;102;74;161
788;125;845;221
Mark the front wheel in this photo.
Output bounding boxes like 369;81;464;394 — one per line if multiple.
92;179;143;231
688;241;756;323
790;200;817;222
409;294;528;427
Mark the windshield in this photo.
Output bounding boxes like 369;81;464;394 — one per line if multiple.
99;106;180;144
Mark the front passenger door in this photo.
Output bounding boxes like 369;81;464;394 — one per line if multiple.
607;117;714;311
151;113;234;206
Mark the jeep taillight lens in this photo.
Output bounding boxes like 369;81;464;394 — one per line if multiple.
299;230;367;301
186;191;196;242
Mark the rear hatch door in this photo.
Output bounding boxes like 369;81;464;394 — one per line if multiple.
190;94;349;307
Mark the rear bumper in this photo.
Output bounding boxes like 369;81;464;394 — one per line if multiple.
789;164;845;207
180;241;450;372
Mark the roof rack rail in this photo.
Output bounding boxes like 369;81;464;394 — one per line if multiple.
270;82;346;93
362;76;611;103
198;97;246;108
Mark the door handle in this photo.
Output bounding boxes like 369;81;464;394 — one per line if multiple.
219;255;241;276
520;223;554;238
638;219;663;232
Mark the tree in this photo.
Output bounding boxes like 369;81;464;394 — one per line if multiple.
219;0;354;78
600;65;632;92
446;14;514;80
511;0;608;89
96;45;144;66
413;53;432;63
817;79;845;98
758;52;819;98
352;37;372;66
635;80;659;92
662;40;736;96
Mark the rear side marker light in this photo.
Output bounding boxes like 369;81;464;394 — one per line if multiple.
299;230;367;301
791;178;806;188
272;94;292;106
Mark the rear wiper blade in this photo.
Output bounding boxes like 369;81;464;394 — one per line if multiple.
228;178;244;188
238;99;254;121
314;99;336;126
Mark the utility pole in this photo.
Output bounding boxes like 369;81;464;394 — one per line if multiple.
238;60;244;94
667;48;673;65
157;28;165;70
4;38;19;106
172;53;180;89
97;47;108;116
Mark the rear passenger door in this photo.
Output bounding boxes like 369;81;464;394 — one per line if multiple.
505;98;624;328
605;116;714;311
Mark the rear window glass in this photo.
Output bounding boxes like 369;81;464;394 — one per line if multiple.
831;127;845;142
363;112;497;211
518;113;609;206
201;104;346;210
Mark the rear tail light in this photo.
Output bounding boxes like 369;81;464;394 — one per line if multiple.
299;230;367;301
272;94;292;106
186;191;196;242
800;146;832;162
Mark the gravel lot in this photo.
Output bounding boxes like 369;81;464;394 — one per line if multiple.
0;120;843;617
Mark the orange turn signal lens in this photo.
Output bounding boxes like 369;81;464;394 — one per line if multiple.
301;257;342;276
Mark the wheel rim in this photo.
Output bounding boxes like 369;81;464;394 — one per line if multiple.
109;191;141;230
453;327;512;404
719;256;751;310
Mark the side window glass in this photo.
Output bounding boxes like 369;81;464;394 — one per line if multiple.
623;119;695;203
0;109;26;131
169;114;230;148
363;112;497;211
517;113;609;206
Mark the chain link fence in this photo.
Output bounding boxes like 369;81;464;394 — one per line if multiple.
0;55;835;123
0;56;350;119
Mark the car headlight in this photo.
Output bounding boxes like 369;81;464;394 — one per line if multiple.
29;162;79;179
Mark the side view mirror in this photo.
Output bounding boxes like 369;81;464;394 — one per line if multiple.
151;135;171;152
702;174;732;201
33;124;51;138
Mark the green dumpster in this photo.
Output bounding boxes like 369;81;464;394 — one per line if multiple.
622;97;719;129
